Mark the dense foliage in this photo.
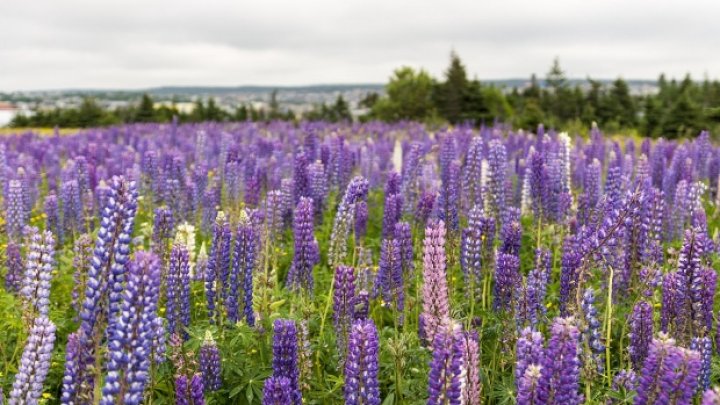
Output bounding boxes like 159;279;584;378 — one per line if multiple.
1;121;720;404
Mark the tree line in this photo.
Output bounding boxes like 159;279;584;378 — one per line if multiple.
10;53;720;138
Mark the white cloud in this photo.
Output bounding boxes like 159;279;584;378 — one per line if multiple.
0;0;718;90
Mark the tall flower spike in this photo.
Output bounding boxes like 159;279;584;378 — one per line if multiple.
333;265;356;368
629;300;653;371
486;139;507;221
691;336;713;393
101;252;161;405
516;327;544;389
167;244;191;337
463;330;481;405
6;179;26;240
71;176;138;402
271;319;301;404
344;319;380;405
228;210;257;326
421;220;450;347
200;331;222;392
286;197;319;294
537;317;583;405
205;211;231;325
427;320;466;405
635;333;702;405
263;376;293;405
329;176;369;267
60;333;81;405
581;288;605;373
394;222;414;278
375;238;404;318
4;241;23;293
494;253;520;312
9;316;56;405
517;364;543;405
20;228;55;320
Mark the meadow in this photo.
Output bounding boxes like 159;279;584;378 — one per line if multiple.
0;121;719;404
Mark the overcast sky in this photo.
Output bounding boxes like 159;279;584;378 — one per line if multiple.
1;0;718;91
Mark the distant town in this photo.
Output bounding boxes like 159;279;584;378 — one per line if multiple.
0;79;659;127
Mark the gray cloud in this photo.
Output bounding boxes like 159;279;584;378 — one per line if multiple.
1;0;719;90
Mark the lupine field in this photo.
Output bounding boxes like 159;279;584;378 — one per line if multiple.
2;121;720;404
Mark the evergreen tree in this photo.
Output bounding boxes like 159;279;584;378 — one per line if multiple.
434;51;470;124
134;93;156;123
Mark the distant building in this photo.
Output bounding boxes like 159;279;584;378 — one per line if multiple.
0;102;20;127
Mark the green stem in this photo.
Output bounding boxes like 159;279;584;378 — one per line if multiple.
605;266;614;387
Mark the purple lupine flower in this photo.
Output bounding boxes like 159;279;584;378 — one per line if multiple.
280;178;295;228
584;158;602;211
462;137;483;214
415;191;436;228
61;179;83;238
188;373;205;405
307;160;328;221
200;332;222;392
354;200;368;241
60;333;81;405
703;387;720;404
333;265;356;367
4;242;23;293
494;253;520;312
175;375;190;405
629;300;654;371
228;210;257;326
537;317;583;405
421;220;450;347
263;190;284;241
9;316;56;405
152;206;174;259
244;169;261;208
44;193;61;243
517;364;543;405
152;316;166;365
353;290;370;321
6;179;26;239
104;178;139;340
437;160;460;231
691;336;713;393
69;235;91;312
394;221;414;277
581;288;605;373
381;192;403;239
559;235;581;315
329;176;369;267
487;139;507;221
344;319;380;405
375;238;404;317
500;213;521;256
428;320;465;405
71;176;137;402
205;211;231;325
635;333;701;405
263;376;294;405
356;247;374;293
297;319;313;394
167;244;191;337
612;369;638;392
272;319;301;404
401;142;422;212
516;327;544;388
20;228;55;318
287;197;319;294
293;152;310;204
462;330;481;405
101;252;161;405
528;150;549;218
